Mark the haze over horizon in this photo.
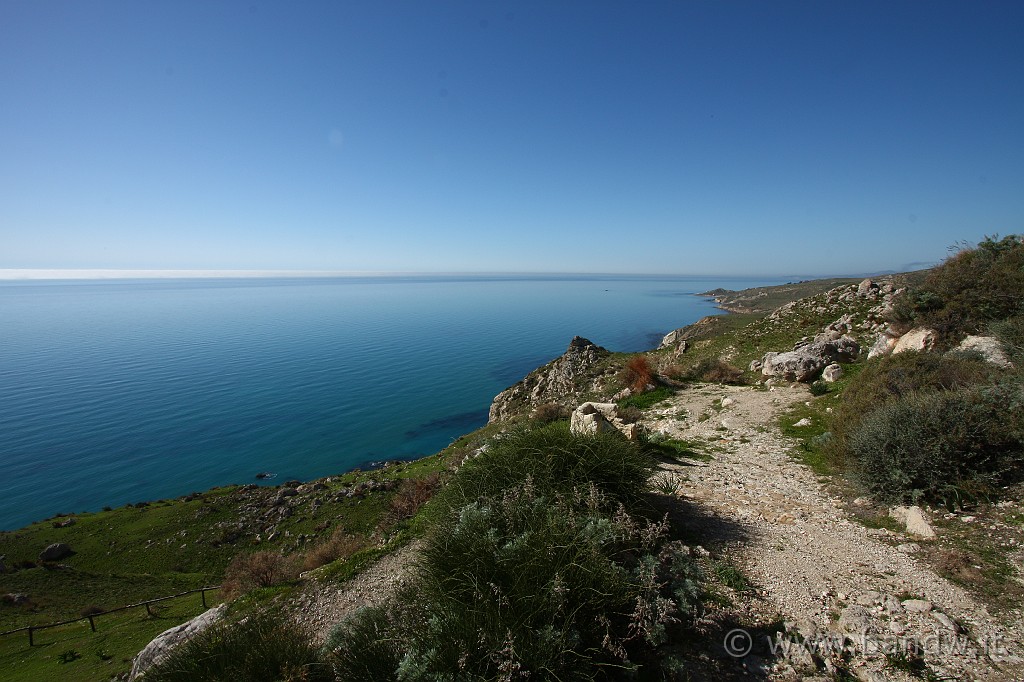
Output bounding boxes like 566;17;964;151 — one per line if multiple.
2;1;1022;276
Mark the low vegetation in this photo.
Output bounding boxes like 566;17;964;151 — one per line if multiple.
825;236;1024;506
325;424;704;680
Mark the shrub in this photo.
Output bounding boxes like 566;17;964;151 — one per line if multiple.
221;551;298;599
387;473;441;522
328;423;702;680
326;605;407;680
433;422;655;515
532;401;570;423
674;357;744;384
330;484;702;680
890;235;1024;343
990;315;1024;367
144;612;333;682
621;354;656;393
809;380;829;396
302;529;366;572
845;382;1024;505
828;352;995;465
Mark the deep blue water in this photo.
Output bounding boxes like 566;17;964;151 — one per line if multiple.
0;275;781;530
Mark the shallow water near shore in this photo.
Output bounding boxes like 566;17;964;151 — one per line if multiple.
0;274;783;530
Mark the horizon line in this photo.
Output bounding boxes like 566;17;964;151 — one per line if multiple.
0;268;872;282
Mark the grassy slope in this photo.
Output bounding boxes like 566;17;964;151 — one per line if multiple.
0;451;456;681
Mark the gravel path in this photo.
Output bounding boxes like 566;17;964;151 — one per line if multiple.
645;383;1024;681
289;541;420;646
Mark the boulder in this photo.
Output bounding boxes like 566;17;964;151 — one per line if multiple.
901;599;933;613
890;505;936;539
760;336;859;382
838;604;873;634
659;330;689;355
821;363;843;382
569;402;640;440
892;327;937;354
39;543;72;562
857;278;879;296
569;403;620;437
955;335;1013;368
129;604;227;680
867;332;898;359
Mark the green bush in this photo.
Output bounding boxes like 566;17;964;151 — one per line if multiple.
828;352;995;466
327;606;406;681
890;235;1024;344
144;612;333;682
845;382;1024;505
328;483;702;680
327;425;702;680
672;357;745;384
433;422;655;516
990;315;1024;367
809;380;829;396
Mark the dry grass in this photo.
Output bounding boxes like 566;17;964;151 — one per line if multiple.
221;550;299;599
301;529;367;572
388;473;441;522
622;355;655;393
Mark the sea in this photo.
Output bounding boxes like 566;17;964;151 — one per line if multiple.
0;275;784;531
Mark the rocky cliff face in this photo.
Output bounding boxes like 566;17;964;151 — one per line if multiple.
488;336;610;423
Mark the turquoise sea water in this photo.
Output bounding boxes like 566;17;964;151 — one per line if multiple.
0;275;781;530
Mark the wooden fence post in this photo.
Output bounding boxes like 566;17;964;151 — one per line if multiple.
88;615;96;632
201;588;207;608
28;626;33;647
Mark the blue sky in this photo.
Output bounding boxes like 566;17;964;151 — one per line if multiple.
1;1;1022;276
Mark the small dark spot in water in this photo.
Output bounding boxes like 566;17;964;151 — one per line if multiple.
405;410;489;439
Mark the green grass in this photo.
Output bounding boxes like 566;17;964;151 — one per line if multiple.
617;385;675;409
0;446;454;682
0;590;222;682
711;560;749;592
643;437;714;463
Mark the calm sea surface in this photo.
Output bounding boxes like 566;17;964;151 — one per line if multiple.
0;275;782;530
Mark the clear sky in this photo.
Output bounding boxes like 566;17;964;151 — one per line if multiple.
1;1;1022;276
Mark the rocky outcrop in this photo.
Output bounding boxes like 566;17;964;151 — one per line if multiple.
658;316;724;349
569;402;640;440
892;327;938;354
821;363;843;382
38;543;72;562
867;332;898;359
129;604;227;680
488;336;609;423
890;505;937;539
956;335;1013;368
759;336;860;382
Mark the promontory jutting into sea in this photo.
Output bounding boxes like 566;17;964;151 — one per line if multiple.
0;274;784;530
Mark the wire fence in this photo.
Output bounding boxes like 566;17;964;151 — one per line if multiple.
0;585;220;646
